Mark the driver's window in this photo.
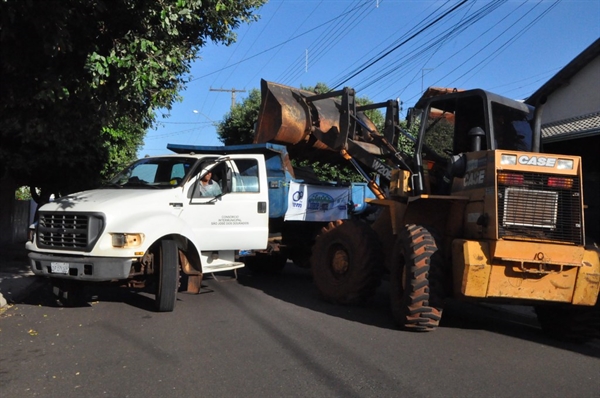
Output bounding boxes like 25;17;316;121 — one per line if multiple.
188;158;221;198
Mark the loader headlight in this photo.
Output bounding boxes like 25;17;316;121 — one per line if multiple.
556;159;574;170
500;154;517;165
111;233;144;248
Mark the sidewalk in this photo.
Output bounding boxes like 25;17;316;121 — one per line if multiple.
0;242;43;308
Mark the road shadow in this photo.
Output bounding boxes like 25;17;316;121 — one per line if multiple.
236;263;600;359
14;277;216;313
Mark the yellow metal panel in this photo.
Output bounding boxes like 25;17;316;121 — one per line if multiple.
572;249;600;305
493;240;584;266
486;262;577;302
494;151;581;176
452;239;492;298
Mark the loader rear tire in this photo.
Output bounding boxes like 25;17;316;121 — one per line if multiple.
155;239;179;312
390;224;445;332
535;303;600;342
311;219;383;304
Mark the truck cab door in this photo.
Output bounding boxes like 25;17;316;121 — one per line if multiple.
183;154;269;251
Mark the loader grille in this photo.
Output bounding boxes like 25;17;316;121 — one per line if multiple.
497;172;582;245
37;212;105;251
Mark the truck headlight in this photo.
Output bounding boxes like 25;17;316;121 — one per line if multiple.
111;233;144;248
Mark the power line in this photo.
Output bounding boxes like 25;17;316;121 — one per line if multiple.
329;0;469;90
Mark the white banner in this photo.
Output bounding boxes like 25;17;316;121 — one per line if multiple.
284;182;350;221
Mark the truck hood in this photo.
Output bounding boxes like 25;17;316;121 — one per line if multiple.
40;188;183;213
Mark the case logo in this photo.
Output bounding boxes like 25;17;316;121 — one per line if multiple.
518;155;556;167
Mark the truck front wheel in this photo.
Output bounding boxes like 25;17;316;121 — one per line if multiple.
155;239;179;312
311;220;383;304
390;224;445;331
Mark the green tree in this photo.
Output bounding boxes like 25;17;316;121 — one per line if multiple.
217;88;261;145
0;0;265;243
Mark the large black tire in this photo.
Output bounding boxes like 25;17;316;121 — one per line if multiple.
155;239;179;312
390;224;445;332
243;253;287;274
535;303;600;342
310;219;383;304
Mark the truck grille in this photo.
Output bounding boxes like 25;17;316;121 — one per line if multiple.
37;212;105;251
498;172;582;245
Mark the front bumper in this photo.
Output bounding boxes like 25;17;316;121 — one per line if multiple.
452;240;600;305
28;251;133;282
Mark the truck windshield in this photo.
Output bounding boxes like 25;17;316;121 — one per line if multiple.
107;157;197;189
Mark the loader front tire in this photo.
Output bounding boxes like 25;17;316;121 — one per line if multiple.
311;219;383;304
390;224;445;331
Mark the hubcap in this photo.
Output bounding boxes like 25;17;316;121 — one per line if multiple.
331;247;349;275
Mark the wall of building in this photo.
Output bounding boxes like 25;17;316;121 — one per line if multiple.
540;56;600;124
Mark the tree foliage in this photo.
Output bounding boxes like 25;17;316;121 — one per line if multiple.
0;0;265;196
217;88;261;145
0;0;265;243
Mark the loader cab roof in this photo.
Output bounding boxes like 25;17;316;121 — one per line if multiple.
415;88;534;155
415;88;531;114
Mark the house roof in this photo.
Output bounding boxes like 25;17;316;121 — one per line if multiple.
541;111;600;143
526;38;600;142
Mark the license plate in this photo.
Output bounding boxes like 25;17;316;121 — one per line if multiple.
50;262;70;274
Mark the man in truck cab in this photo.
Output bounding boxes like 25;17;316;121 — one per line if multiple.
197;170;222;196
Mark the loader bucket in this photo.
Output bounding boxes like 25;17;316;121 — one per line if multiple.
255;80;342;159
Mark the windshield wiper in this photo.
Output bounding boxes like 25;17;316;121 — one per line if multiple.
124;180;160;189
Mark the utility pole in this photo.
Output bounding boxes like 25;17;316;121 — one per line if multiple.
210;87;247;109
421;68;433;93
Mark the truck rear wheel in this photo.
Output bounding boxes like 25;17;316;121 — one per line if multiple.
390;224;445;331
155;239;179;312
311;220;383;304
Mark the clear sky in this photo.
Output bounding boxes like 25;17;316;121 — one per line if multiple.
140;0;600;157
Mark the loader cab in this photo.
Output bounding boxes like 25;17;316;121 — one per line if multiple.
412;89;535;194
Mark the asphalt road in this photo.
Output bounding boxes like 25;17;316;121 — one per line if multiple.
1;266;599;398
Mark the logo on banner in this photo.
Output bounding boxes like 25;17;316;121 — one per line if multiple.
292;190;304;208
307;192;334;211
